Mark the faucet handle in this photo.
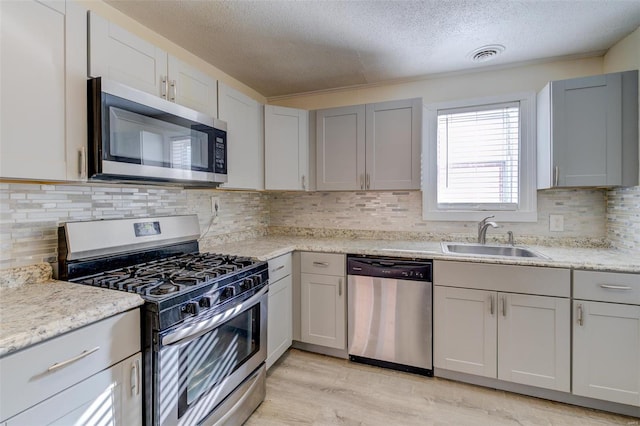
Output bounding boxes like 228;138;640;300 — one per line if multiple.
479;215;495;227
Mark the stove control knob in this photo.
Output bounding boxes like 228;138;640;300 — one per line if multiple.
184;302;200;316
199;296;214;308
220;286;235;301
252;275;263;285
241;278;254;291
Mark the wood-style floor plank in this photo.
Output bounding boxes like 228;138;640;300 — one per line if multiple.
246;349;639;425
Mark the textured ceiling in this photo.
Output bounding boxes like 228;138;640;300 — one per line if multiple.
105;0;640;98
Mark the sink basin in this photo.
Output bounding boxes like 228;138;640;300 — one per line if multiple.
441;243;548;259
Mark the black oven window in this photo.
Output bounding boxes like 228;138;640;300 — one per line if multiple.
178;304;260;417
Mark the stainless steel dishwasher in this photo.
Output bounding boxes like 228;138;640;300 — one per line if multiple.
347;255;433;376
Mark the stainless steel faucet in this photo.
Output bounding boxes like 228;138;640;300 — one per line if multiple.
478;215;499;244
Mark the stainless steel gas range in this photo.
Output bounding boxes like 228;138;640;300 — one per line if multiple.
58;215;267;426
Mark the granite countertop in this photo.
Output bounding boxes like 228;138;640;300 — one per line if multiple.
0;264;144;357
203;236;639;273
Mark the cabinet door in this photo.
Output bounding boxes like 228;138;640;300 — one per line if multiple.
218;82;264;190
498;293;570;392
1;0;66;180
4;353;142;426
552;73;622;187
88;11;167;98
300;273;346;349
573;301;640;406
316;105;366;190
265;105;309;190
167;55;217;117
267;275;293;369
433;286;497;377
365;99;421;190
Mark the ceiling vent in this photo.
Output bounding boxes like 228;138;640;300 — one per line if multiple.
469;44;505;62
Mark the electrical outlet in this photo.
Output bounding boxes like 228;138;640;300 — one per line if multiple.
211;197;220;214
549;214;564;232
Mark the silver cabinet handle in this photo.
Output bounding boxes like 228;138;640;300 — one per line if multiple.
47;346;100;372
131;358;141;396
338;278;342;296
301;174;306;190
313;261;329;267
271;265;285;273
366;173;370;190
490;295;495;315
359;174;364;190
161;76;168;99
169;80;177;102
78;146;87;180
553;166;559;187
501;295;507;317
599;284;632;291
577;303;584;326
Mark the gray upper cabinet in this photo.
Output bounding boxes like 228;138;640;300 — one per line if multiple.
316;98;422;191
537;70;638;189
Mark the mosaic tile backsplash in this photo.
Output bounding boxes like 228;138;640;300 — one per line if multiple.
0;183;268;268
607;186;640;253
267;189;610;247
1;182;638;268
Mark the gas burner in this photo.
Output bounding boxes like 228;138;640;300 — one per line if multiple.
150;283;180;295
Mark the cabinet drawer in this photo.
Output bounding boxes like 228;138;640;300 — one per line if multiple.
434;261;570;297
574;270;640;305
268;253;292;283
0;309;140;422
300;252;345;276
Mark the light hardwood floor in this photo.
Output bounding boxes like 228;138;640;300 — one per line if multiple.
246;349;639;425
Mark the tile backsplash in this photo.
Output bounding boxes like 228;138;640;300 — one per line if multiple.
1;182;638;269
268;189;609;247
607;185;640;253
0;183;267;268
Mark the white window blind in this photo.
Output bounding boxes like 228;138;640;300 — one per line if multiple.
437;102;520;210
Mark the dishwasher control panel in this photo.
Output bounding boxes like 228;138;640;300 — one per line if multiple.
347;255;432;282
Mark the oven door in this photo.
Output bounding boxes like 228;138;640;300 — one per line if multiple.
155;287;267;426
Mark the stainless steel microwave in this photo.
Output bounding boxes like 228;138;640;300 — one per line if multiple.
88;77;227;186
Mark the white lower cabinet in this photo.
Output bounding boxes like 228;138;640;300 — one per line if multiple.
0;310;141;424
299;252;346;350
497;293;570;391
573;270;640;407
434;261;571;392
267;254;293;369
434;286;497;377
5;353;142;426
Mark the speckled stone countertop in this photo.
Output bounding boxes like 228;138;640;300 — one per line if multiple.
0;264;144;357
203;236;639;273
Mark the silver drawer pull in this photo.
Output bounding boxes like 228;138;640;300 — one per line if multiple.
271;265;285;273
313;261;329;267
599;284;632;291
47;346;100;372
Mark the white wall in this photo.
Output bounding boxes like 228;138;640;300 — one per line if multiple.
269;57;603;109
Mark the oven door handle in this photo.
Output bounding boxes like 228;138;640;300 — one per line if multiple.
161;286;268;347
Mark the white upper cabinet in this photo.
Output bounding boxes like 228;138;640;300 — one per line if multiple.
88;11;217;117
365;99;422;190
316;105;366;191
537;70;638;188
218;82;264;190
316;98;422;191
0;0;87;181
265;105;310;190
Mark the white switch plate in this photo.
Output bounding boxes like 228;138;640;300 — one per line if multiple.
549;214;564;232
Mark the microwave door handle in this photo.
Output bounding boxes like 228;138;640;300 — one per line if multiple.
162;286;267;347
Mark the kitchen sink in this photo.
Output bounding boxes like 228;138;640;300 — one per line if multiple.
441;242;549;259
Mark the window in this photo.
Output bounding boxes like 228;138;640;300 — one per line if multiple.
423;93;537;222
